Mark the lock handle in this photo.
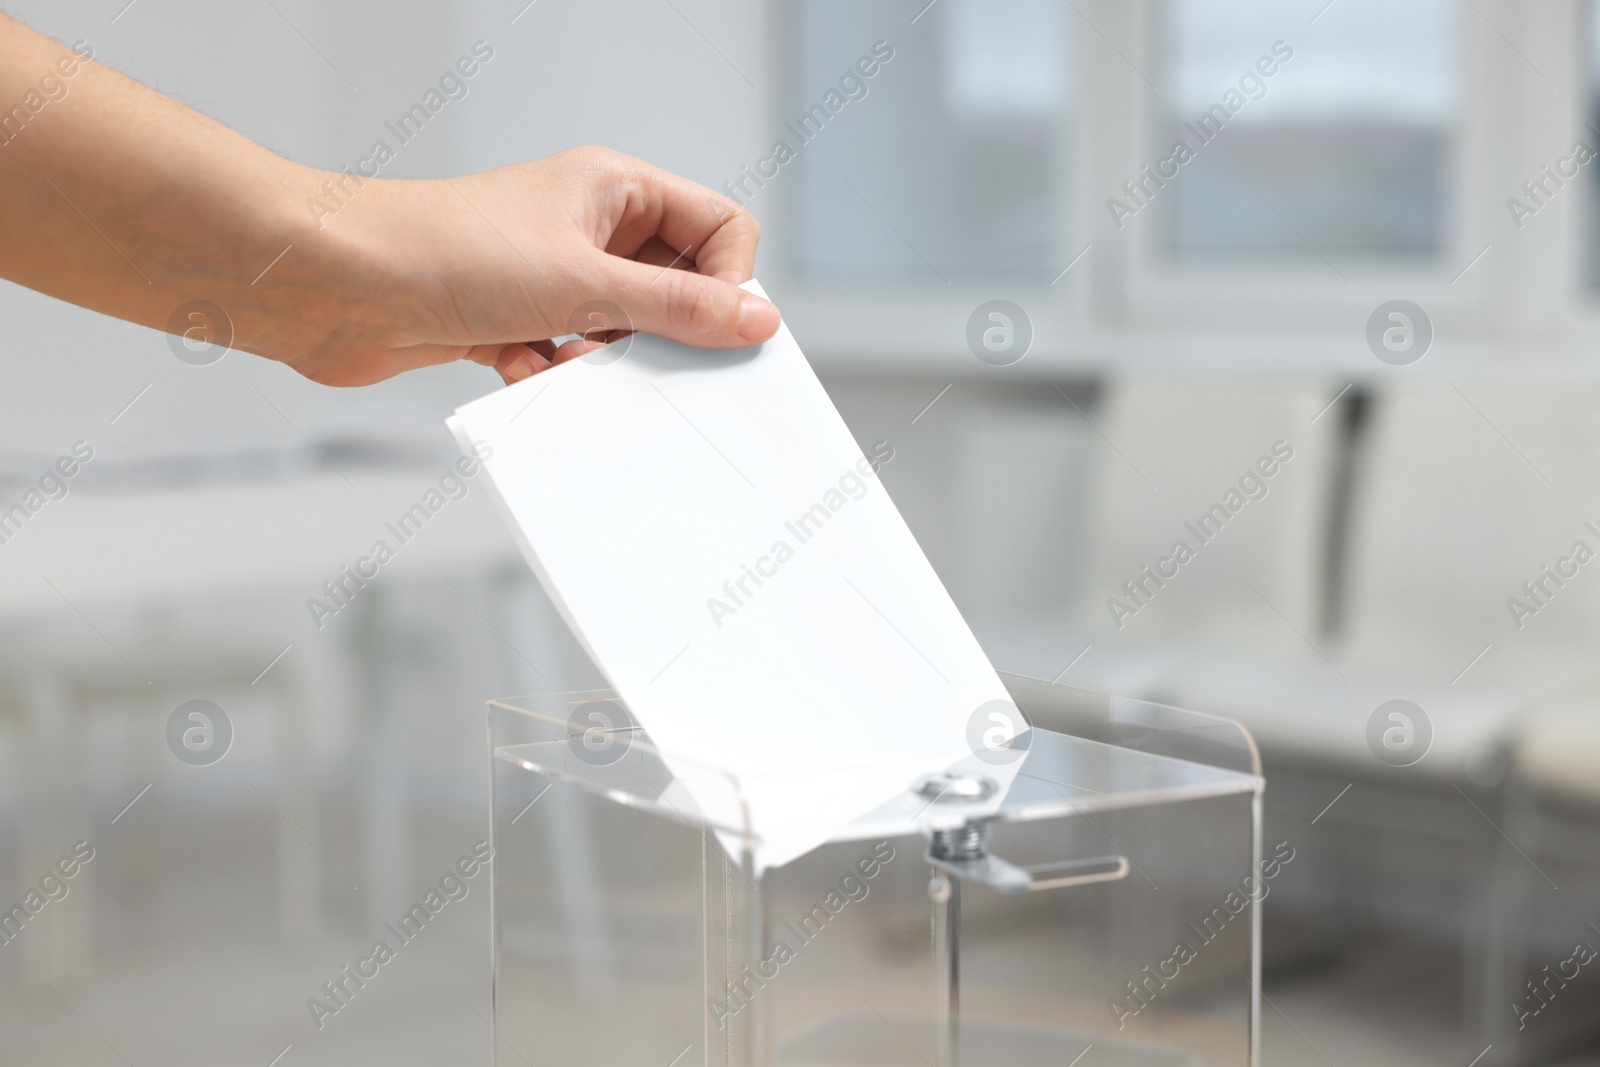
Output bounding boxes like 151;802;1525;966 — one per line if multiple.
925;821;1129;895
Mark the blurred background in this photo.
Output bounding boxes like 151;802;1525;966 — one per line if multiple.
2;0;1599;1063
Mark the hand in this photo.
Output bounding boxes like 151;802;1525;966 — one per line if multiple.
0;17;779;388
286;147;782;386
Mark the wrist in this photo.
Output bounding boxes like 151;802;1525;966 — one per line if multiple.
225;161;412;369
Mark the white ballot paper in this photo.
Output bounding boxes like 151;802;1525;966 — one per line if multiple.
448;281;1021;871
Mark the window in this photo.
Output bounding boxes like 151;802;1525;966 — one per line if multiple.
1158;0;1457;263
784;0;1069;284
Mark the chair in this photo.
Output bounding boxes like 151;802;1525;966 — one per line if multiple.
1336;379;1600;1066
1477;712;1600;1065
1081;370;1340;652
979;369;1344;705
1342;379;1600;695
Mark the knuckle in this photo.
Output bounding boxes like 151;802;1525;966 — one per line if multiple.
558;145;620;180
568;144;636;176
724;206;760;242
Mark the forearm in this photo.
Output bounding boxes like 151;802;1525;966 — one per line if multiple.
0;15;360;361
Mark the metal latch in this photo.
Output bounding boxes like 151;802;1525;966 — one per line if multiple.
917;773;1130;895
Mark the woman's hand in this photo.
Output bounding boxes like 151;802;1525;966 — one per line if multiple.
285;146;782;386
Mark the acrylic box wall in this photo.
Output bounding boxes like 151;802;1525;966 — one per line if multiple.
487;675;1265;1066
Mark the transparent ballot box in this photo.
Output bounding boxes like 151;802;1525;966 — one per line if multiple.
488;673;1264;1066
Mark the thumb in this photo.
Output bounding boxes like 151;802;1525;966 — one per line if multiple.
589;254;781;349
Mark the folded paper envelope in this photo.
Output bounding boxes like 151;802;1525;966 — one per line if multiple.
448;281;1022;870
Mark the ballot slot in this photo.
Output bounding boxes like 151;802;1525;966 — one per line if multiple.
487;672;1265;1067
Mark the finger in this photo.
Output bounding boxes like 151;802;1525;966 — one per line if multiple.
497;342;553;383
551;337;606;364
454;339;555;369
601;158;760;285
686;199;759;285
592;251;780;349
458;343;509;368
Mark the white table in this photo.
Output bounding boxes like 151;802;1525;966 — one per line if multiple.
0;467;524;980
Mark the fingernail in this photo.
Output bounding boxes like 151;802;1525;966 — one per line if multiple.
504;355;535;382
737;294;780;343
